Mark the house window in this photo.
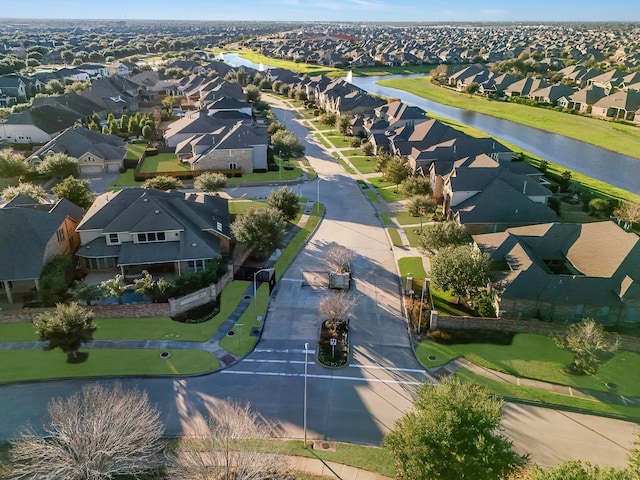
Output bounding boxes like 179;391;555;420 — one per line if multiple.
229;162;239;170
187;259;207;272
136;232;166;243
84;256;117;270
56;229;65;242
216;221;223;231
108;233;119;244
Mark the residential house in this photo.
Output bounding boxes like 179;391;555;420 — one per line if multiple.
28;126;126;175
0;104;83;143
109;60;138;78
557;85;607;113
0;196;83;304
530;84;577;104
79;77;139;114
504;77;550;98
175;121;268;173
163;109;253;148
590;89;640;122
473;221;640;323
75;188;231;278
205;96;252;117
0;75;27;101
32;91;106;122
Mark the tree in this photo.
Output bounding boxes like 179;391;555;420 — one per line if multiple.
382;157;411;192
375;150;393;172
167;400;285;480
36;153;79;178
100;273;131;305
464;82;480;96
267;121;286;135
399;175;432;197
133;270;173;303
68;280;102;306
33;303;96;362
8;383;164;480
142;175;184;190
406;195;436;231
554;318;619;375
266;186;300;221
430;245;490;301
141;124;153;140
321;111;337;132
194;171;228;193
231;206;287;259
338;115;351;139
325;245;355;273
0;149;31;178
361;141;374;156
384;377;527;480
270;129;305;159
613;202;640;230
417;221;470;255
318;291;357;330
51;176;95;209
245;84;261;103
538;159;549;173
1;182;47;203
524;460;631;480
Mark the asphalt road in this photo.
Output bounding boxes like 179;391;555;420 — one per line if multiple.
0;97;636;470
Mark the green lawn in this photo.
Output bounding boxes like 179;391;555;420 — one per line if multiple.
378;76;640;160
397;257;428;292
367;176;393;189
324;134;352;149
337;158;356;175
228;200;265;214
219;283;268;355
107;168;143;188
236;51;340;76
341;149;364;156
348;156;378;174
376;186;404;203
0;349;220;383
404;226;424;247
365;190;379;203
314;134;332;149
394;211;422;226
127;142;147;160
227;165;304;183
380;212;393;226
139;153;190;173
430;287;469;316
387;228;402;247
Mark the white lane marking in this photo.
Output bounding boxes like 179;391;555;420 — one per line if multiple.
242;359;314;365
220;370;423;385
254;348;316;354
349;364;426;373
279;277;301;282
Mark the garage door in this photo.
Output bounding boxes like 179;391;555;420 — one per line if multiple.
80;165;103;174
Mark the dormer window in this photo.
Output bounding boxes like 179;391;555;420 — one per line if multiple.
107;233;119;245
136;232;166;243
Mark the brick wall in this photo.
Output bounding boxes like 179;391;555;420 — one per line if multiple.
0;303;170;323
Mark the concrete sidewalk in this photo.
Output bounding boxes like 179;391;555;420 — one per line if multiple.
285;455;394;480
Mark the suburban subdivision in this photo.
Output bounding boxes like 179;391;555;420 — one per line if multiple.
1;13;640;480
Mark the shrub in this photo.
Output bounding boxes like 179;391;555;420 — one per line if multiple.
144;147;158;157
427;328;514;345
39;255;76;306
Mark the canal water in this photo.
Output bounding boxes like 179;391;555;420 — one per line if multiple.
223;53;640;195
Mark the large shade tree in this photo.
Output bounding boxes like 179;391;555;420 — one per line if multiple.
231;206;287;260
554;318;619;375
417;221;471;255
8;383;164;480
266;186;300;221
33;303;96;363
430;245;490;302
271;129;305;160
1;182;47;203
36;153;79;178
51;176;95;209
0;149;31;178
194;171;228;193
382;157;411;192
142;175;184;190
384;377;527;480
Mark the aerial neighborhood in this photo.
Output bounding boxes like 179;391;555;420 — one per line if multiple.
1;16;640;479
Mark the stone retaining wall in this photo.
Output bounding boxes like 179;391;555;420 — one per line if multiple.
0;303;170;323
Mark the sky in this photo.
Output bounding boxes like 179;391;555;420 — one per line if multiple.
1;0;639;22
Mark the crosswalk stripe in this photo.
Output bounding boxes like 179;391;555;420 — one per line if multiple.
254;348;316;354
241;359;314;365
220;370;423;385
349;364;426;373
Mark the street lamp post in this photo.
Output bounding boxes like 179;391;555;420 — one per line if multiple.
253;268;271;320
303;342;309;447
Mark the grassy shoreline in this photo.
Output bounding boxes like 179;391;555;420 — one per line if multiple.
378;76;640;160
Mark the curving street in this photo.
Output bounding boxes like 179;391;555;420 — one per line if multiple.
0;96;636;469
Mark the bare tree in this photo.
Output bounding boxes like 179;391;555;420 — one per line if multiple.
324;245;355;273
8;383;164;480
167;400;287;480
318;291;357;329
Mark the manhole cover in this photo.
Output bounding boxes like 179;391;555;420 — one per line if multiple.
428;355;437;361
227;330;235;336
160;352;171;359
243;295;251;300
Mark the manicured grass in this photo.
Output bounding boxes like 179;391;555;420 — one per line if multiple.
337;158;356;174
365;190;379;203
376;186;404;203
126;142;147;160
380;212;393;225
456;368;640;421
379;76;640;160
107;168;143;188
219;283;267;355
387;228;402;247
324;134;352;149
397;256;428;280
0;322;38;342
0;349;220;383
404;226;424;247
228;200;265;214
393;210;421;226
237;51;340;76
227;165;304;183
415;340;461;367
356;179;368;189
367;176;393;189
341;149;363;156
139;153;190;173
314;134;332;149
348;156;378;174
430;287;469;316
